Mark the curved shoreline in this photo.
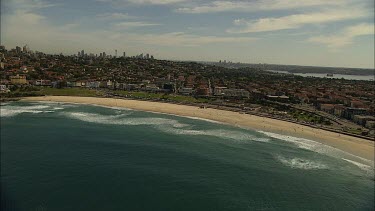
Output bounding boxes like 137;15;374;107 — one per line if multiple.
21;96;375;161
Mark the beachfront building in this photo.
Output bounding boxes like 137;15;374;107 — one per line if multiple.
344;108;367;120
87;81;100;89
178;87;193;95
72;81;86;87
334;105;346;117
266;95;289;102
319;104;335;114
35;79;51;86
107;80;113;88
0;84;10;93
10;74;28;85
223;89;250;99
353;115;375;126
213;86;227;96
365;121;375;129
196;87;210;97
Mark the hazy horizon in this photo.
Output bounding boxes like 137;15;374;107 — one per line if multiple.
1;0;374;69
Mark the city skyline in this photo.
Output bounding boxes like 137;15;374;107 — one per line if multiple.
1;0;374;68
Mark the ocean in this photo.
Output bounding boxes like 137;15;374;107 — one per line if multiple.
1;101;374;210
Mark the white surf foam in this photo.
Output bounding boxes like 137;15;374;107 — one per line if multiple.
276;155;328;170
1;105;53;117
144;110;225;125
174;115;222;124
342;158;374;173
160;127;270;142
52;107;65;110
0;109;44;117
64;111;269;143
259;131;374;171
64;112;188;128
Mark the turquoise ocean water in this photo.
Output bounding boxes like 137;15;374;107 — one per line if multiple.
1;101;374;210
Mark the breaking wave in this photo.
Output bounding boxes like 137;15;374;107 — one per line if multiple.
64;111;269;143
259;131;374;172
342;158;374;177
276;155;328;170
0;105;56;117
64;112;188;128
159;127;270;142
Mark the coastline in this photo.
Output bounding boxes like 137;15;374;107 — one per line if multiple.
21;96;375;161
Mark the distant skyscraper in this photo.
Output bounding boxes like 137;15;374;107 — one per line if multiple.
81;50;84;57
15;46;21;54
78;51;81;57
22;45;28;53
115;50;117;58
103;52;106;58
123;52;126;57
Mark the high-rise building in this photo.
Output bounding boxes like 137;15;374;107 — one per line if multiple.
23;45;28;53
78;51;81;57
103;52;106;58
16;46;22;54
81;50;84;57
123;52;126;57
115;50;117;58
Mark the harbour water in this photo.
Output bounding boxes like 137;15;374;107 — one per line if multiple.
1;102;374;210
266;70;374;81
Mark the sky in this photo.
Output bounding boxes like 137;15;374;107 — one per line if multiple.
1;0;374;68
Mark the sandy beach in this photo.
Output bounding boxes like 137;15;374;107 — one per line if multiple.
21;96;374;161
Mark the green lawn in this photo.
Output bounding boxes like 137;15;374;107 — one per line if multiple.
291;111;332;125
3;87;209;104
39;87;101;97
113;90;209;103
345;128;363;135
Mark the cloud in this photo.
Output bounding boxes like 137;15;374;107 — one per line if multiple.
6;0;58;11
176;0;344;13
96;12;137;20
308;23;374;48
11;10;46;25
96;0;186;5
127;0;186;4
227;9;370;33
127;32;257;47
113;21;161;29
2;3;256;54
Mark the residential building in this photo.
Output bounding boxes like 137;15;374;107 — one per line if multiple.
10;74;27;84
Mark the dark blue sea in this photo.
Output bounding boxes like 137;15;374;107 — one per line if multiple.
1;101;374;210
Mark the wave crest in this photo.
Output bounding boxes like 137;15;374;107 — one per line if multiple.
1;105;55;117
276;155;328;170
65;112;188;128
258;131;374;171
64;111;269;143
160;127;270;142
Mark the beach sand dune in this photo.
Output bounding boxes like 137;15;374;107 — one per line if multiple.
22;96;374;161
